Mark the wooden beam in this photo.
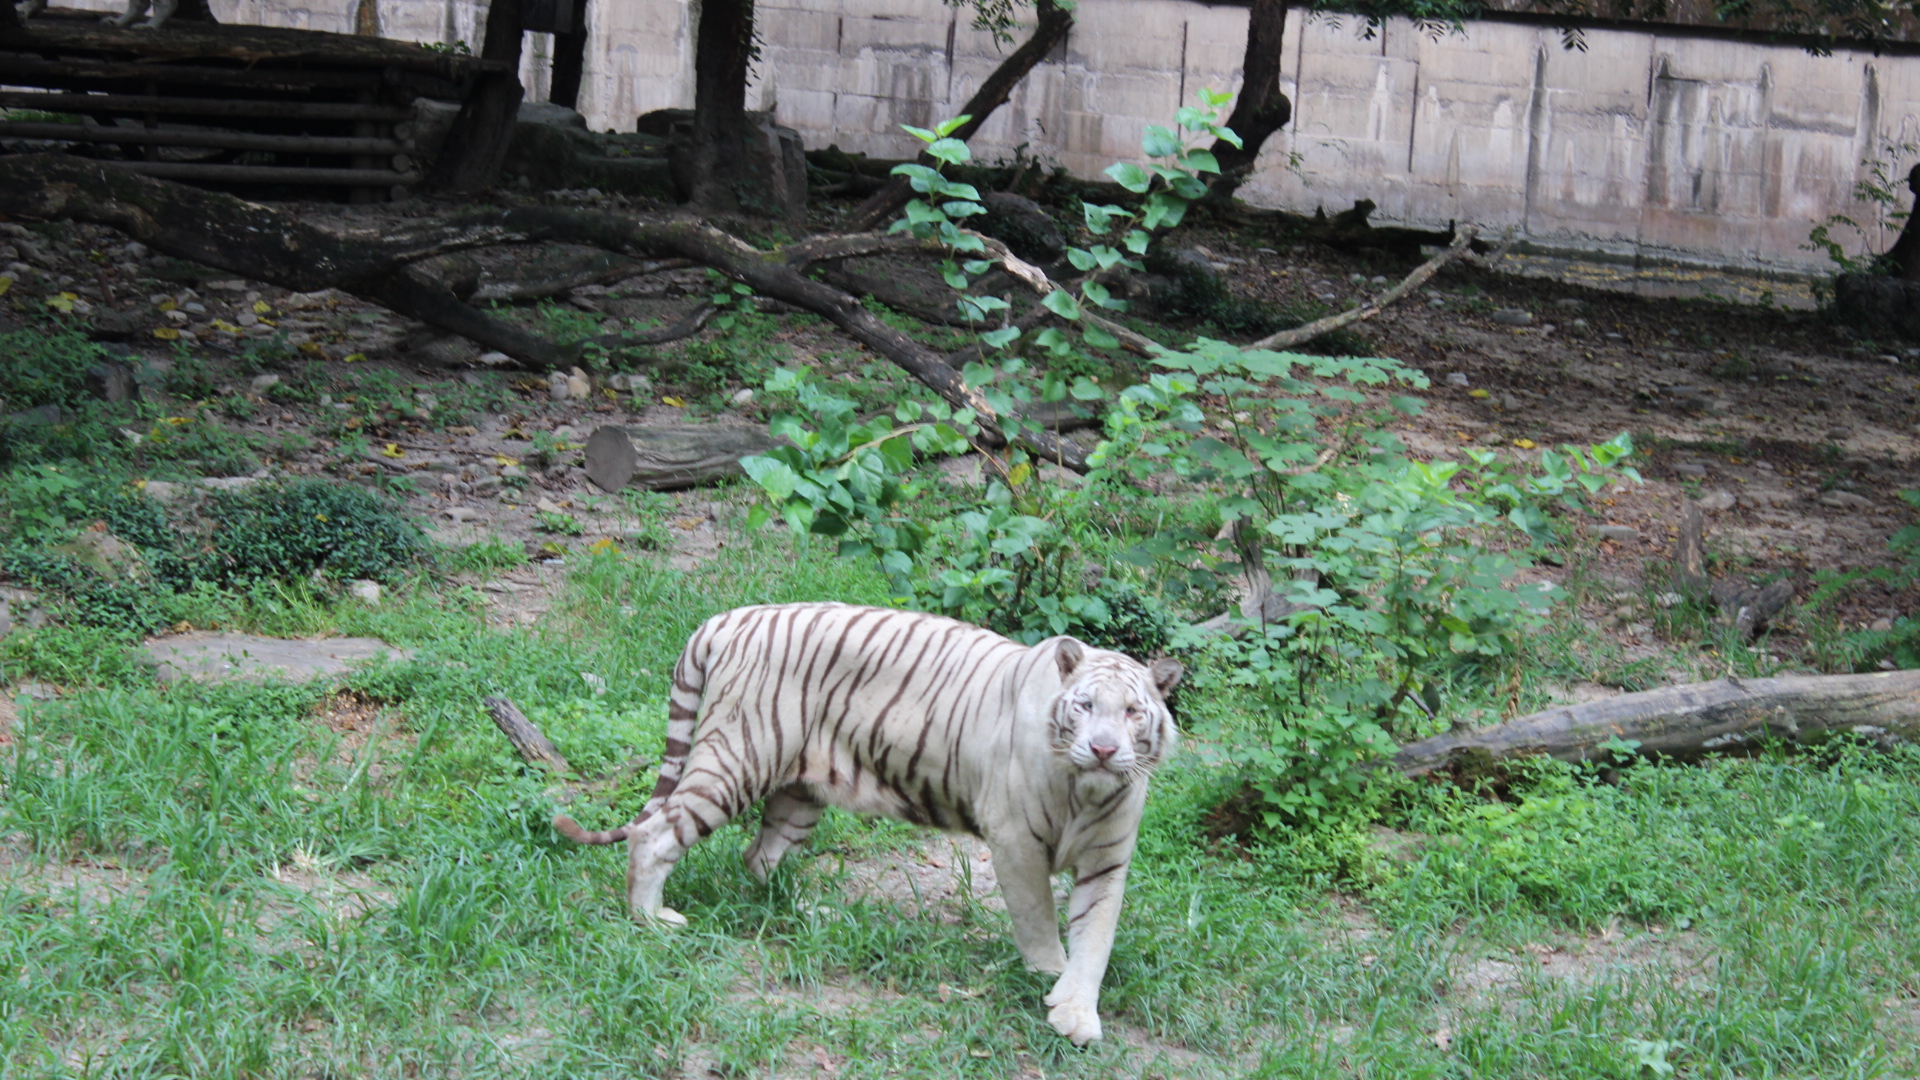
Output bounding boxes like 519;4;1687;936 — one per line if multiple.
0;90;411;121
0;121;407;155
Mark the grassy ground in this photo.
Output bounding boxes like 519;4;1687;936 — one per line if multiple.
2;514;1917;1080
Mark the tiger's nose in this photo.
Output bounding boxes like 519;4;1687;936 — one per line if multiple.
1089;741;1118;761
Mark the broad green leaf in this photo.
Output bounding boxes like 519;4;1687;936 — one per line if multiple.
942;200;986;217
1142;125;1181;159
981;326;1022;349
1082;324;1119;350
1042;290;1083;320
1070;375;1107;400
901;124;938;143
1184;148;1220;174
934;114;973;137
1067;247;1098;271
1124;229;1151;254
962;259;993;275
740;456;801;502
1105;161;1152;193
928;137;972;165
744;503;770;530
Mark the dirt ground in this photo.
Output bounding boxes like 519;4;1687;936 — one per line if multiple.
3;195;1916;658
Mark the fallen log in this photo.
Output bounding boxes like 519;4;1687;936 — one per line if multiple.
1247;227;1477;351
484;695;570;774
583;423;776;492
0;153;1089;470
1391;669;1920;776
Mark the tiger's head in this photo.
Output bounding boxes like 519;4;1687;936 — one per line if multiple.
1048;638;1183;784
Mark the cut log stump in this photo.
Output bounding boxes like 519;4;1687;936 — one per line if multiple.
1391;669;1920;775
583;424;774;492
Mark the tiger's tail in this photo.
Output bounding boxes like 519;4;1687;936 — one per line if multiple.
551;630;708;845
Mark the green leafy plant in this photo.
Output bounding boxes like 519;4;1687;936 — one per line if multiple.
0;328;106;410
199;479;428;585
536;509;584;536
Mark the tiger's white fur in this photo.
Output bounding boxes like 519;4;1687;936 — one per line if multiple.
552;602;1182;1045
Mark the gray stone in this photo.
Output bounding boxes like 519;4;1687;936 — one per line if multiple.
518;101;588;129
1870;617;1895;632
407;98;463;177
1674;462;1707;477
141;480;186;503
729;388;755;406
476;351;513;367
1445;372;1470;387
199;476;261;494
140;632;412;685
1596;524;1640;542
1826;427;1853;442
83;360;138;403
87;309;141;344
1554;297;1587;310
348;580;383;605
51;531;144;579
1698;490;1736;512
445;506;483;523
1491;308;1533;326
1819;490;1874;509
549;371;573;401
250;374;282;393
1475;430;1503;445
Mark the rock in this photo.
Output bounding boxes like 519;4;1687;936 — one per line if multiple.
1554;298;1587;311
974;192;1065;264
1833;273;1920;342
199;476;261;494
729;388;755;406
476;351;513;367
0;597;10;640
1596;524;1640;543
141;480;185;503
4;403;61;427
536;498;566;514
348;580;383;605
407;97;463;176
445;507;483;523
83;360;138;403
1491;308;1533;326
471;475;505;494
518;101;588;129
1674;462;1707;477
140;632;412;684
250;374;281;394
1819;490;1874;509
13;682;57;702
1655;591;1683;609
405;334;479;367
1826;427;1852;442
549;371;573;401
52;529;144;578
1498;393;1520;411
1870;617;1895;632
87;308;141;343
1698;490;1736;512
1445;372;1470;388
1570;318;1590;333
565;373;592;399
1475;430;1503;445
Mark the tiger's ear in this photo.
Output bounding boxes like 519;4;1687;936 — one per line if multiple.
1055;638;1085;681
1149;658;1184;697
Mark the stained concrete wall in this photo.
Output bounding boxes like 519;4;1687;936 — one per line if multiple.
55;0;1919;273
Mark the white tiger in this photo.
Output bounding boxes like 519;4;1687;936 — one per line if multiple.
552;602;1183;1045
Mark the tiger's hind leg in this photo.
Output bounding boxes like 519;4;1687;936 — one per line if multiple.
625;751;758;927
741;784;824;883
624;812;691;927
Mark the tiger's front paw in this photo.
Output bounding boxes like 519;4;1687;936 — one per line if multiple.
633;905;688;928
1046;997;1102;1046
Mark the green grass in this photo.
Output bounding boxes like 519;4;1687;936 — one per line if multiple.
1;524;1916;1078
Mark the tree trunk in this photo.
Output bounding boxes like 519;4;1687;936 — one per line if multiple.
1391;670;1920;776
685;0;765;215
548;0;589;109
1210;0;1291;201
583;424;776;491
424;0;524;192
844;0;1074;231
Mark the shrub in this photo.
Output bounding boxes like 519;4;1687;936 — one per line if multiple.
201;479;428;585
0;328;106;410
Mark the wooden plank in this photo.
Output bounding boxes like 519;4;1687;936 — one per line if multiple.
0;120;407;155
0;13;511;79
107;161;420;185
0;55;386;91
0;90;411;121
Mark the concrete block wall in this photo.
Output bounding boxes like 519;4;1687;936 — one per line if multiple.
54;0;1920;273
